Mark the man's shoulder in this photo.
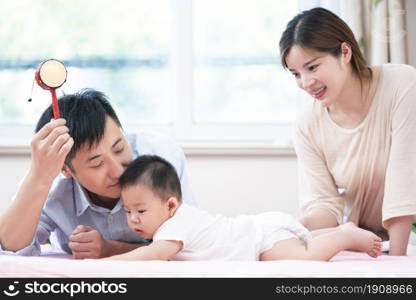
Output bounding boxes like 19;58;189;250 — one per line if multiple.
128;131;187;178
47;174;74;202
130;130;178;146
129;130;182;157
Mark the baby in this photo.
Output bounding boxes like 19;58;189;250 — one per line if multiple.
107;155;382;261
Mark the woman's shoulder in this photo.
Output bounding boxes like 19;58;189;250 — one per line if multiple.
379;63;416;83
375;64;416;112
378;64;416;96
295;101;322;132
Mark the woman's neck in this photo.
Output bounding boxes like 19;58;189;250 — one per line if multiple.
329;74;371;116
326;67;377;130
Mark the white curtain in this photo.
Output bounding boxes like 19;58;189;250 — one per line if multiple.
298;0;408;65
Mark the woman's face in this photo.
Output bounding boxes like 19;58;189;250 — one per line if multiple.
285;45;351;108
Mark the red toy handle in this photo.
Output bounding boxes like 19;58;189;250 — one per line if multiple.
50;88;60;119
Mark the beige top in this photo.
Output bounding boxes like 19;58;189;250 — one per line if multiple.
294;64;416;239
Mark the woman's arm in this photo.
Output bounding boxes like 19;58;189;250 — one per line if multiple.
294;115;345;229
384;215;413;256
382;69;416;255
299;208;339;231
105;240;183;261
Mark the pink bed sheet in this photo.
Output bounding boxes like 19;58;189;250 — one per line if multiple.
1;250;415;277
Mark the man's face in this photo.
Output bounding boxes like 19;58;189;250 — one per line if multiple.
63;116;133;199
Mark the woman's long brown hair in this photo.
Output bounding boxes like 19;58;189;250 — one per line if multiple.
279;7;372;83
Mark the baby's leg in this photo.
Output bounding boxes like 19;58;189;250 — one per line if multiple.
309;222;360;237
339;223;383;257
260;224;382;261
259;238;313;261
310;224;342;237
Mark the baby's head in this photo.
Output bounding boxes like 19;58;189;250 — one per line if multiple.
119;155;182;239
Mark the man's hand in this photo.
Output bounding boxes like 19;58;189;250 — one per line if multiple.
30;118;73;184
69;225;110;259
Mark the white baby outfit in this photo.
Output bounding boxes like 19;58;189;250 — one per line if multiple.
153;204;312;261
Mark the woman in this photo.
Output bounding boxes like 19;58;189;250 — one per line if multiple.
279;7;416;255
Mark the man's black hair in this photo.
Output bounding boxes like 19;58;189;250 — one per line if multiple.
35;88;122;168
119;155;182;202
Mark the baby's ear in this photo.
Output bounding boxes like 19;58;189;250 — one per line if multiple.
61;164;73;178
167;197;180;217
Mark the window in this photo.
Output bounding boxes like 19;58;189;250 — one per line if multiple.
194;0;300;124
0;0;303;147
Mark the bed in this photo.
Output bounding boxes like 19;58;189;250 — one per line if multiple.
1;244;416;277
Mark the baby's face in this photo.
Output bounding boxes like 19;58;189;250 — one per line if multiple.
121;184;171;239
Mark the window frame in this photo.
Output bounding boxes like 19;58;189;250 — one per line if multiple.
0;0;300;148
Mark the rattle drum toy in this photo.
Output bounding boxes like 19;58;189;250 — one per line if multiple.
29;59;67;119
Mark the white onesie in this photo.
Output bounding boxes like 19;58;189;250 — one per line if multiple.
152;204;312;261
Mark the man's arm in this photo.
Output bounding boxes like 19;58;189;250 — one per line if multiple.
105;240;183;261
0;119;73;251
69;225;150;259
72;239;148;259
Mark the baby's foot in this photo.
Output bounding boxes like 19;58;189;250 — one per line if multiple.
340;223;382;258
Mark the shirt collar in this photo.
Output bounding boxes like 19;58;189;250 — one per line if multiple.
73;179;123;216
73;179;92;216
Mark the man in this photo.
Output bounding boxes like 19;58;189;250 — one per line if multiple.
0;89;195;258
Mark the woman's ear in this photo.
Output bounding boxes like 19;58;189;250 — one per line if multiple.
61;164;74;178
340;42;352;64
166;197;180;217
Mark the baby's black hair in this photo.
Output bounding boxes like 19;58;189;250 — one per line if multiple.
119;155;182;202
